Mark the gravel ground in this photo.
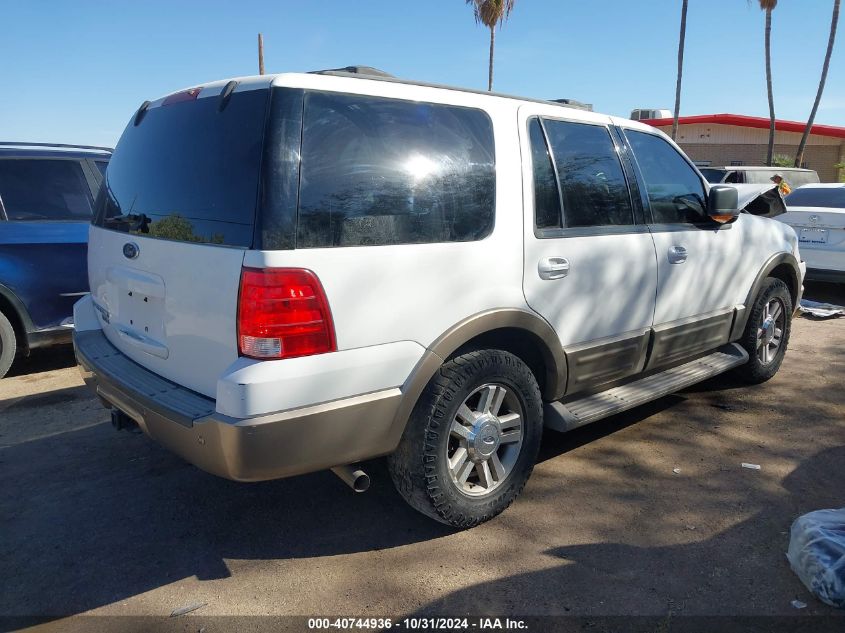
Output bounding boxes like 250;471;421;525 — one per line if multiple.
1;283;843;632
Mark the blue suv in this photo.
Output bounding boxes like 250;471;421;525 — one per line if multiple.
0;142;111;377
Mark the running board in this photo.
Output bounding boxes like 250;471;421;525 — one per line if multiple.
545;343;749;432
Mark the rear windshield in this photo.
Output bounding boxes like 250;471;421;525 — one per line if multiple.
94;89;270;247
785;187;845;209
95;86;495;250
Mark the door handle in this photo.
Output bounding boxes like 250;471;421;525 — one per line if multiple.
538;257;570;280
668;246;688;264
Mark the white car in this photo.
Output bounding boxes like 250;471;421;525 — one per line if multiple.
73;68;804;527
778;184;845;283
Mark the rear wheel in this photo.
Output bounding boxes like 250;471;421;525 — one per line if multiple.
733;277;792;384
388;349;543;528
0;311;18;378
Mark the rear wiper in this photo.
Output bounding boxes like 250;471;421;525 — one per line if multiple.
102;213;151;232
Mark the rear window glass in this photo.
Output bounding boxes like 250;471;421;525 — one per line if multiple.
295;92;495;248
95;89;270;247
0;159;92;221
784;187;845;208
542;120;633;227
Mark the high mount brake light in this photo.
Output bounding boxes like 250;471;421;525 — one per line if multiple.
162;88;201;106
237;268;337;360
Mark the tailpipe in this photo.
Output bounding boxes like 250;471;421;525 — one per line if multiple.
331;465;370;493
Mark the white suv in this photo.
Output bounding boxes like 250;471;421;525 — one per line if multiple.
74;69;805;527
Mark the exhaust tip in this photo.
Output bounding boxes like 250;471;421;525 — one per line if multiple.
331;465;370;493
351;470;370;493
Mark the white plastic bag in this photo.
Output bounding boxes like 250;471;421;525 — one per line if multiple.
787;508;845;608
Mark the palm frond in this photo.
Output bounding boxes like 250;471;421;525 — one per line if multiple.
465;0;516;29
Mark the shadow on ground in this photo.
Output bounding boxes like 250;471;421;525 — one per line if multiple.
0;391;699;619
411;446;845;618
6;344;77;378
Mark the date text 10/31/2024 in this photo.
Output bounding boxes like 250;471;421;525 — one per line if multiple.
307;617;529;630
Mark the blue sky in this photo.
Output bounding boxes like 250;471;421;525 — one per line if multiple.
1;0;842;148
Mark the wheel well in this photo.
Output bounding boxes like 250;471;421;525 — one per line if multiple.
0;294;26;352
451;327;552;398
768;263;799;307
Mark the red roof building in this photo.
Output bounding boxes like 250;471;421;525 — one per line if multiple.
642;114;845;182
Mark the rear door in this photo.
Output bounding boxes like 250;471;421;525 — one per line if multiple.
621;127;744;369
520;108;658;396
0;157;93;329
88;84;271;397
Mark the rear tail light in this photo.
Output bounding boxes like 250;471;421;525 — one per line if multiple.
237;268;336;360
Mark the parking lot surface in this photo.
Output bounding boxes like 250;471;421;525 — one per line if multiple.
1;283;843;630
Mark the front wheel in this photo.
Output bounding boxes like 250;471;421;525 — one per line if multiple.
388;349;543;528
733;277;792;384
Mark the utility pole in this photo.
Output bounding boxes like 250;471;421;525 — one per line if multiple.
258;33;265;75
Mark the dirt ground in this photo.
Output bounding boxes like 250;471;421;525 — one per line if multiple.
1;283;843;631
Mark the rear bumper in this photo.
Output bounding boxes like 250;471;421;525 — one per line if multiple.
74;329;403;482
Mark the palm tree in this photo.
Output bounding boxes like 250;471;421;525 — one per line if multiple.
794;0;840;167
466;0;516;91
759;0;778;166
671;0;689;141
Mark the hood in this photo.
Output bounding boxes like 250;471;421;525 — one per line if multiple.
726;183;787;218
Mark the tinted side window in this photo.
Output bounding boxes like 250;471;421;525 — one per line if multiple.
0;159;92;221
542;120;633;228
528;118;562;229
94;161;108;177
297;92;495;248
626;130;707;224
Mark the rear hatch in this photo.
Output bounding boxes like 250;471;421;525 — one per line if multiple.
88;82;271;397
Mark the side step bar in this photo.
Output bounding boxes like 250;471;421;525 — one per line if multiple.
545;343;749;433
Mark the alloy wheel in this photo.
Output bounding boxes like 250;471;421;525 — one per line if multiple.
757;297;785;365
447;383;524;497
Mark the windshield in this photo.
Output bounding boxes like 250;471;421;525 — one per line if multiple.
699;168;726;183
785;187;845;209
94;88;270;247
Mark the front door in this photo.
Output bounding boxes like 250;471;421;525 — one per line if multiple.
621;127;745;369
520;108;658;396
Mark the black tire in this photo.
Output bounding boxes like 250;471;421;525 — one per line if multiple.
733;277;792;384
388;349;543;528
0;311;18;379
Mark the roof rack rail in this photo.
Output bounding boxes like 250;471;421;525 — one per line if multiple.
302;69;597;112
310;66;395;79
0;141;113;152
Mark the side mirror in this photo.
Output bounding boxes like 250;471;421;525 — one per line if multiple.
707;185;740;223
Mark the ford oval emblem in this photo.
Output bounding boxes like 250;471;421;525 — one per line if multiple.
123;242;140;259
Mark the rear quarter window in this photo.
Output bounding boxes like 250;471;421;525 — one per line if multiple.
293;92;496;248
0;159;93;221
